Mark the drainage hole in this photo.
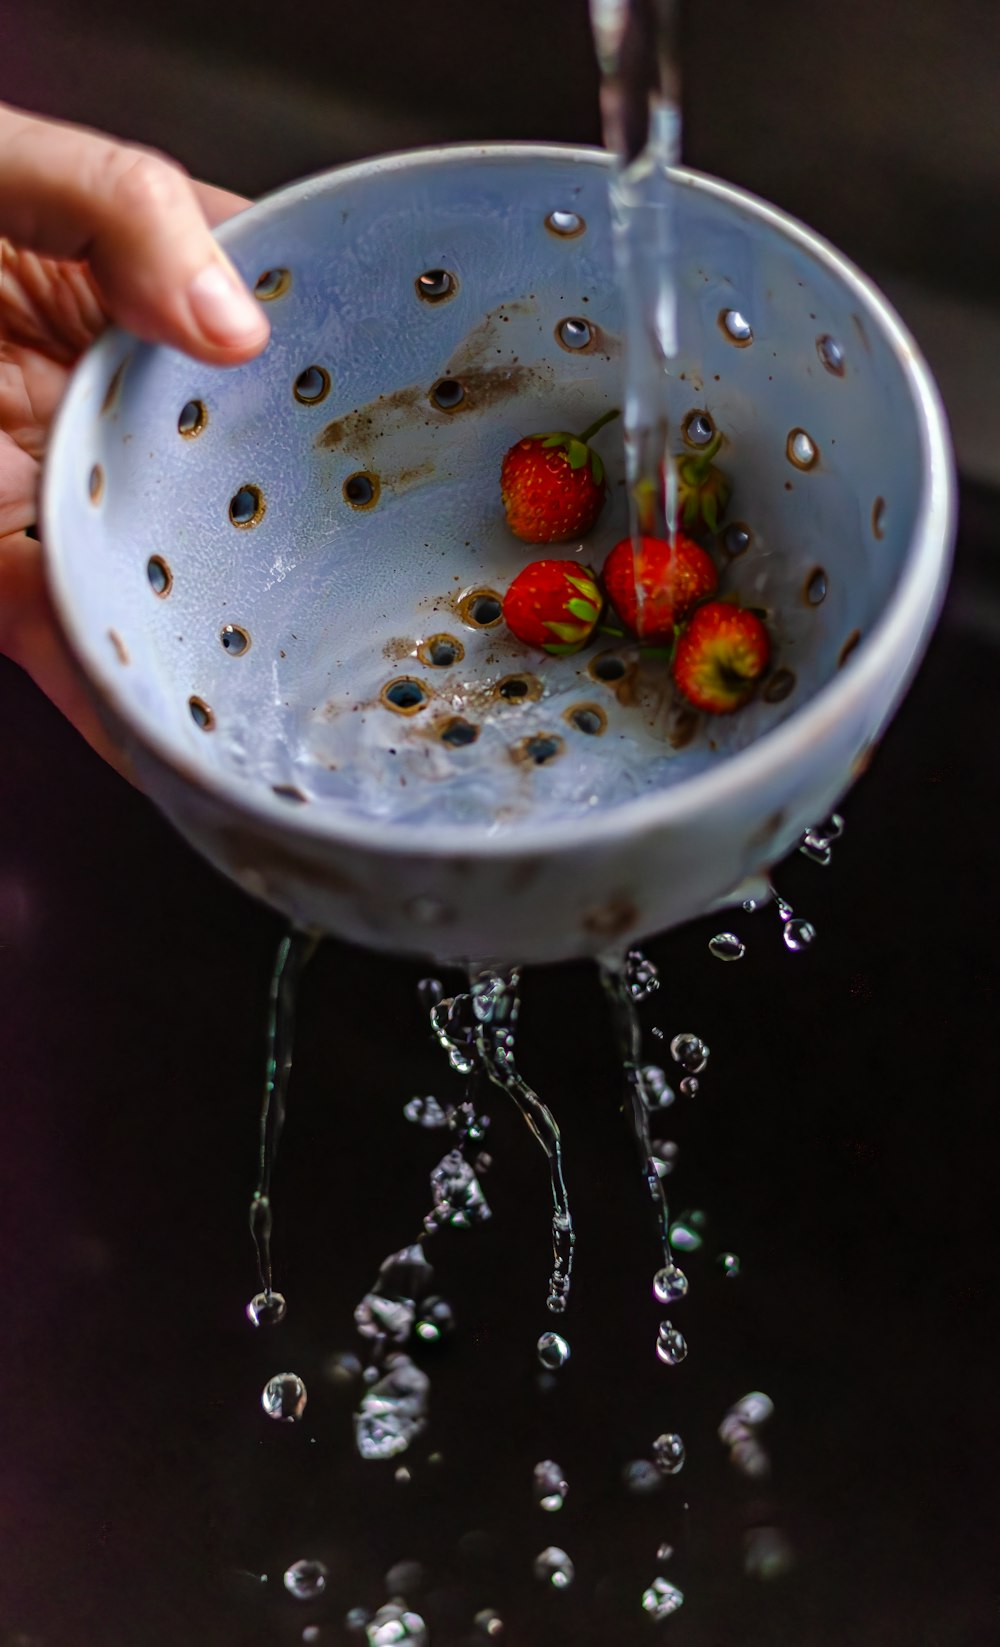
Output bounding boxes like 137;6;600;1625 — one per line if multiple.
567;703;607;735
229;484;265;527
418;633;464;668
440;717;480;748
382;677;430;714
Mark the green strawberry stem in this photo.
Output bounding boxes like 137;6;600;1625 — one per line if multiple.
579;407;621;444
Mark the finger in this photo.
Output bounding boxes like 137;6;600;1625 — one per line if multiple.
0;423;38;535
191;180;254;229
0;104;269;365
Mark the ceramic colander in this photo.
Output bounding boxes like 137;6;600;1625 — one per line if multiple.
41;144;955;964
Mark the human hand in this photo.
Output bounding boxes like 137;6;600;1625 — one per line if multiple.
0;103;269;768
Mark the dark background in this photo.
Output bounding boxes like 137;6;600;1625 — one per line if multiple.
1;4;999;1644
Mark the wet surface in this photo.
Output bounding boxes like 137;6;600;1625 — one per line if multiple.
0;483;998;1644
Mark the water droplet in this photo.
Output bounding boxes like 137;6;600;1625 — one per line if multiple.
732;1390;775;1426
679;1076;699;1098
623;1458;663;1495
816;333;845;375
366;1602;428;1644
415;1296;455;1343
722;308;753;343
302;1628;323;1644
415;268;455;302
669;1034;709;1074
651;1139;678;1178
395;1467;411;1484
656;1322;688;1366
403;1095;450;1128
533;1547;575;1589
652;1433;686;1474
417;977;444;1013
262;1373;307;1421
284;1560;328;1601
475;1608;505;1636
537;1331;571;1370
656;1543;674;1564
325;1350;363;1384
641;1065;675;1111
626;948;660;1002
723;522;752;556
642;1577;685;1619
430;996;477;1076
653;1263;689;1304
783;917;817;952
709;932;745;962
744;1525;794;1580
799;835;832;867
731;1438;771;1478
717;1251;741;1279
534;1459;568;1512
355;1356;429;1460
651;1026;664;1040
346;1608;372;1632
246;1289;287;1327
426;1150;491;1230
557;317;591;349
385;1559;424;1597
668;1219;703;1253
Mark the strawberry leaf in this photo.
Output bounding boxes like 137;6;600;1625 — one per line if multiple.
565;439;589;470
544;640;583;656
566;597;599;623
544;619;587;643
540;431;571;450
703;493;719;533
589;452;605;487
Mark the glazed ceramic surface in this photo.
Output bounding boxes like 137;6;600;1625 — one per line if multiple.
42;145;954;963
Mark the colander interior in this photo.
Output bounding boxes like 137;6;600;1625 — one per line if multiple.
45;149;924;835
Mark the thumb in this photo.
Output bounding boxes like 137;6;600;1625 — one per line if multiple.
0;103;269;366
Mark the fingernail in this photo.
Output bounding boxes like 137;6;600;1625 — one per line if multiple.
187;260;268;348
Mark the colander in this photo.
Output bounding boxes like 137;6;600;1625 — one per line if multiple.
41;144;955;965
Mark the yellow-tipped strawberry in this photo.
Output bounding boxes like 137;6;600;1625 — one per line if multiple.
503;560;604;656
676;432;731;536
672;601;770;713
501;409;619;543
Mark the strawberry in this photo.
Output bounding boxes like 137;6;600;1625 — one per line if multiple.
676;432;731;536
603;531;718;641
501;408;619;543
631;434;731;538
672;602;770;713
503;560;603;656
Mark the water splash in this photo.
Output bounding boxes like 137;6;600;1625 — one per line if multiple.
600;955;673;1269
470;967;575;1314
642;1577;685;1619
249;929;317;1301
354;1355;429;1461
365;1602;428;1645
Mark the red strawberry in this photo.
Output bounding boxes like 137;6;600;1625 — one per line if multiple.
676;433;731;536
672;602;770;713
603;531;718;641
503;560;604;656
501;408;619;543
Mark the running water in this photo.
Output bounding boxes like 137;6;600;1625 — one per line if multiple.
469;967;576;1316
247;929;317;1312
599;951;674;1268
590;0;683;561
